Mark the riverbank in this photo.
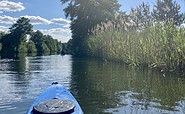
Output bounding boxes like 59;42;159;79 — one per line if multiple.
87;23;185;75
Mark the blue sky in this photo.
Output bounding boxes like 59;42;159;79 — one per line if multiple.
0;0;184;43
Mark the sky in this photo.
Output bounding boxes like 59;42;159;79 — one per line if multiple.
0;0;184;43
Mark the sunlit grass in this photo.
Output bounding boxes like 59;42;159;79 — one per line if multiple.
87;22;185;74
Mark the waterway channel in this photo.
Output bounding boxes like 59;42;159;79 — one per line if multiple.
0;54;185;114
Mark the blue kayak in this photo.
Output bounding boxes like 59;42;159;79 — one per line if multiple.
27;83;83;114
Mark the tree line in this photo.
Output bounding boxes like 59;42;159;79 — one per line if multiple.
60;0;185;74
0;17;62;56
86;0;185;74
60;0;121;56
60;0;184;56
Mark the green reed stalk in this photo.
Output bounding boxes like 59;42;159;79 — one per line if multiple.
87;22;185;74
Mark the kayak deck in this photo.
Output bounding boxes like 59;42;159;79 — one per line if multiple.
27;84;83;114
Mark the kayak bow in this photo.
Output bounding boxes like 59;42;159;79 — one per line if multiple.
27;83;83;114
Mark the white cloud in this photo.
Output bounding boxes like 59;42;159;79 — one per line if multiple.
0;0;25;13
0;15;53;25
0;15;17;24
0;25;9;32
0;15;72;42
22;15;53;25
40;28;72;43
62;24;70;28
51;18;71;28
51;18;71;24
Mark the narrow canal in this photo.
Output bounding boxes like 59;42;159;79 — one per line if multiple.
0;55;185;114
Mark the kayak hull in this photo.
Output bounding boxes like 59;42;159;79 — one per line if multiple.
27;84;83;114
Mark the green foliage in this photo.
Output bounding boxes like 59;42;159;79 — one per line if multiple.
129;2;151;30
84;0;185;74
0;43;2;53
0;31;5;38
18;41;28;53
10;17;33;50
39;42;50;54
0;18;62;55
56;41;62;53
30;31;48;54
1;17;33;53
87;23;185;73
27;40;37;53
61;0;121;56
30;30;62;54
0;32;5;53
44;35;57;53
30;30;43;47
10;17;33;35
1;33;18;53
62;39;73;54
152;0;184;26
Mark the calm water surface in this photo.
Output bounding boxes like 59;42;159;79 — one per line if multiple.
0;54;185;114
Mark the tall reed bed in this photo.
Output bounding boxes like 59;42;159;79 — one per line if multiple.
87;23;185;74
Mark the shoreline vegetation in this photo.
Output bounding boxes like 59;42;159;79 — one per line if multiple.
61;0;185;75
87;22;185;75
0;0;184;75
0;17;63;57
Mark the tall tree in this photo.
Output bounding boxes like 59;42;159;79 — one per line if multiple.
30;30;61;54
60;0;120;55
152;0;184;26
129;2;151;30
27;40;37;53
1;17;33;53
56;41;62;53
44;35;57;53
0;32;4;53
30;30;44;47
0;39;1;52
0;32;5;38
10;17;33;50
30;30;49;54
10;17;33;35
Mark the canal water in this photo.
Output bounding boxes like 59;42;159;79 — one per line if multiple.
0;54;185;114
